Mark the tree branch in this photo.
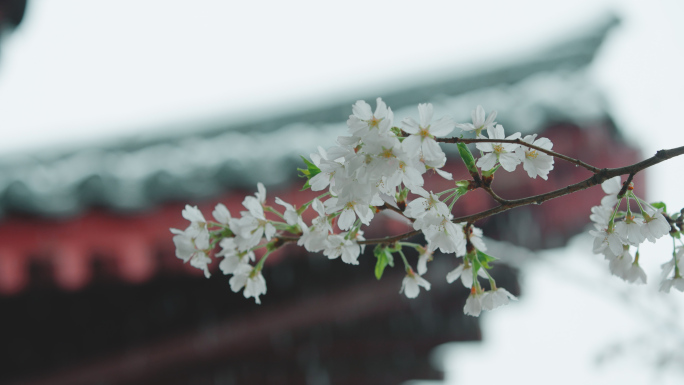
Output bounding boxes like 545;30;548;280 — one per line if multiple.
437;136;601;173
330;145;684;247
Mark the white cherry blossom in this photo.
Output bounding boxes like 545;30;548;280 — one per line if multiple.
404;189;450;221
178;205;210;243
212;203;232;225
601;176;622;208
217;238;255;275
660;277;684;293
170;205;212;277
464;291;483;317
275;197;299;226
607;247;633;280
323;234;361;265
230;263;267;304
400;269;431;298
615;215;645;245
466;225;487;251
515;134;555;180
481;288;517;311
590;205;613;227
324;186;375;230
232;185;277;251
309;146;348;193
401;103;455;168
446;263;487;288
455;105;497;136
171;228;212;278
417;246;434;275
641;207;670;242
298;198;332;252
475;125;521;172
422;219;466;255
590;226;625;256
624;261;647;284
347;98;393;139
659;253;684;290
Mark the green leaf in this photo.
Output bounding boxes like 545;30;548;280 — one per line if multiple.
476;250;497;270
300;180;311;191
298;155;322;191
482;164;500;177
457;143;479;174
388;243;402;253
471;255;482;280
298;156;321;178
651;202;667;213
374;245;394;280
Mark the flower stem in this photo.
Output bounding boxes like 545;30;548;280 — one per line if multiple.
398;249;411;271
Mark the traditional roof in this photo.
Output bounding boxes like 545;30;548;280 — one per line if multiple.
0;15;633;297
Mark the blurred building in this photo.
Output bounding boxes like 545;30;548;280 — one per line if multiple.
0;15;641;385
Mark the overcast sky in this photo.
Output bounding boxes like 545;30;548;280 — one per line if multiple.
2;0;680;153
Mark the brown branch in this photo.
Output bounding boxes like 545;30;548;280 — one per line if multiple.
481;185;510;205
437;136;601;173
274;146;684;249
617;172;635;198
378;202;409;218
450;146;684;224
356;229;422;245
344;146;684;246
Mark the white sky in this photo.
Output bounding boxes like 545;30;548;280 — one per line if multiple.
1;0;684;383
0;0;629;152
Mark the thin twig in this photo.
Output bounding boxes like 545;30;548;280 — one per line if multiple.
437;137;601;173
340;145;684;246
617;172;635;198
481;185;510;204
379;202;409;218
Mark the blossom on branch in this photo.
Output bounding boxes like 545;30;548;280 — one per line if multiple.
170;205;212;277
455;105;497;136
475;124;521;172
323;234;361;265
515;134;555;180
230;263;267;304
400;268;431;299
212;203;232;225
347;98;393;139
401;103;454;168
481;288;517;311
169;97;684;313
446;263;487;288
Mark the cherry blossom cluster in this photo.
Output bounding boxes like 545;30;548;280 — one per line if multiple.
589;176;683;291
173;97;654;316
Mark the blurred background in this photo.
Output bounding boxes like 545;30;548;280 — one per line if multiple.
0;0;683;384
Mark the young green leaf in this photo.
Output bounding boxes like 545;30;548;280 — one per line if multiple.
651;202;667;213
482;164;500;177
476;250;497;269
374;245;394;280
457;143;478;174
298;156;321;178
